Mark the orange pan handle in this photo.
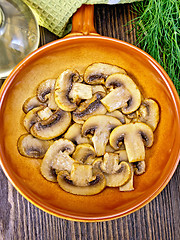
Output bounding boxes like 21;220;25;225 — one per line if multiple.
65;5;98;37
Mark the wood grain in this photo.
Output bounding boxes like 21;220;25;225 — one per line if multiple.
0;4;179;240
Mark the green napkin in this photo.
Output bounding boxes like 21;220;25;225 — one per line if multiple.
22;0;141;37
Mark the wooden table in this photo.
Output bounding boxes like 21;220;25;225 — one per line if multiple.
0;4;179;240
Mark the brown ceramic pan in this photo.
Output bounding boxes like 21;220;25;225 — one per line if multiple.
0;5;180;221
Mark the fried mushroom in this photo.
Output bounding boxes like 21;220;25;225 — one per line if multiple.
22;96;47;113
23;106;43;132
82;115;121;156
84;62;126;85
72;144;96;164
73;92;107;124
64;123;91;145
101;73;141;113
55;69;80;111
40;139;76;182
133;161;146;175
17;134;53;158
100;153;131;187
110;123;153;162
37;79;56;103
30;109;71;140
57;163;106;195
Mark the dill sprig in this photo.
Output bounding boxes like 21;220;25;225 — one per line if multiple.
132;0;180;94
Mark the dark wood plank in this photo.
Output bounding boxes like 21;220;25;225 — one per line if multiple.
0;4;179;240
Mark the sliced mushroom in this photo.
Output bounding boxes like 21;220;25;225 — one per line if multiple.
64;123;90;145
23;106;43;132
100;153;131;187
37;107;53;120
118;150;128;161
133;161;146;175
30;109;71;140
17;134;53;158
54;69;80;111
40;139;75;182
84;62;126;85
57;163;106;195
37;79;56;103
82;115;121;156
92;85;106;94
136;99;160;131
72;144;96;164
105;144;116;153
106;110;130;124
22;96;47;113
110;123;153;162
101;87;131;112
73;92;107;124
69;82;92;102
47;90;58;110
119;163;134;191
103;73;141;114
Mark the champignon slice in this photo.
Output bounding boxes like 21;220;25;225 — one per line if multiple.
82;115;121;156
40;139;75;182
69;82;92;102
17;134;53;158
101;87;131;112
100;153;131;187
103;73;141;114
22;96;47;113
73;92;107;124
119;163;134;191
84;62;126;85
136;99;160;131
64;123;90;145
57;163;106;195
37;107;53;120
92;85;106;94
110;123;153;162
54;69;80;111
23;106;43;132
133;161;146;175
37;79;56;103
47;90;58;110
106;110;130;124
105;144;116;153
72;144;96;164
30;109;71;140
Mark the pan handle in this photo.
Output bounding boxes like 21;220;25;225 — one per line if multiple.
65;5;98;37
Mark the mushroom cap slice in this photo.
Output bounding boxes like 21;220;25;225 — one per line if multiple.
133;161;146;175
55;69;80;111
23;106;43;132
100;154;131;187
37;79;56;103
57;163;106;195
40;139;75;182
106;110;130;124
82;115;121;156
37;107;53;120
105;73;141;114
101;87;131;112
73;92;107;124
69;82;92;102
92;85;107;94
30;109;71;140
17;134;53;158
84;62;126;85
72;144;96;164
64;123;90;145
137;99;160;131
22;96;47;113
119;163;134;191
110;123;154;162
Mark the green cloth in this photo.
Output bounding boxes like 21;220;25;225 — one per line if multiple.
22;0;141;37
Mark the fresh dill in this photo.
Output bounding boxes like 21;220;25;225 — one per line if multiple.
132;0;180;94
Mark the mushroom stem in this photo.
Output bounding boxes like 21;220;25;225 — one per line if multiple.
92;129;109;156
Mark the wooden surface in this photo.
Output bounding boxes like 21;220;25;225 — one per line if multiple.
0;4;179;240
